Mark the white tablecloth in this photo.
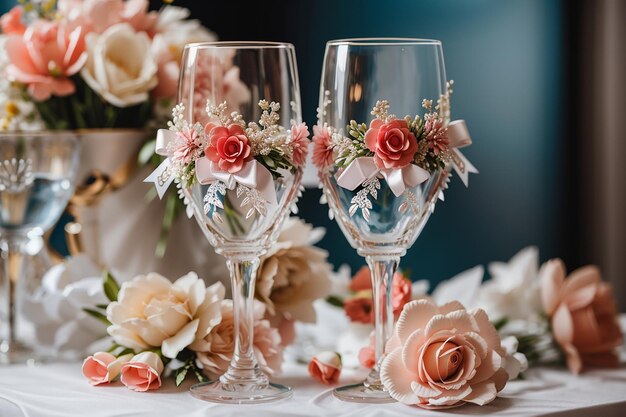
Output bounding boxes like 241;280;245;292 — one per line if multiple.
1;360;625;417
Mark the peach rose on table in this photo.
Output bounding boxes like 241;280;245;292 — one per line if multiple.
308;351;342;385
540;260;623;374
205;124;252;174
364;118;418;169
381;299;509;408
106;272;224;360
1;6;26;35
5;21;87;100
80;23;158;107
120;352;164;392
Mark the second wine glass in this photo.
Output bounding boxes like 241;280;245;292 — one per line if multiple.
314;38;474;403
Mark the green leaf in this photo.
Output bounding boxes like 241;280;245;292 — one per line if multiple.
194;368;208;383
83;307;111;326
493;317;509;331
175;365;189;386
325;295;344;308
103;271;120;302
95;304;109;310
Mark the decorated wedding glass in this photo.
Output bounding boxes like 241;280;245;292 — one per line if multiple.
145;42;307;403
313;38;476;402
0;132;79;364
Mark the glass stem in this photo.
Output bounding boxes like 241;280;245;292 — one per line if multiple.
0;237;25;356
364;256;399;389
220;256;268;388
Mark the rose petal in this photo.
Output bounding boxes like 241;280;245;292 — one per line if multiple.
396;300;439;342
463;381;497;405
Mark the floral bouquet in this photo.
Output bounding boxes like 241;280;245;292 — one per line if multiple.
0;0;216;130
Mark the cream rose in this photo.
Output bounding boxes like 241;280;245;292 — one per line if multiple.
80;23;158;107
256;217;332;323
106;272;224;359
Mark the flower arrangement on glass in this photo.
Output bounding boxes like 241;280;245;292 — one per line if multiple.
0;0;225;281
313;38;477;402
144;41;308;403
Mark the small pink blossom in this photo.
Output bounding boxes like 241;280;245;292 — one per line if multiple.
424;115;449;154
364;118;418;169
0;6;26;35
205;123;252;174
5;21;87;101
358;332;376;369
343;291;373;324
82;352;116;386
308;351;342;385
311;124;334;169
290;122;310;167
171;126;202;165
120;352;164;392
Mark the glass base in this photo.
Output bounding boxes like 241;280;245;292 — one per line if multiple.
190;380;292;404
0;340;38;365
333;382;395;403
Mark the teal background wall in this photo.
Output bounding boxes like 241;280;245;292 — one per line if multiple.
0;0;567;285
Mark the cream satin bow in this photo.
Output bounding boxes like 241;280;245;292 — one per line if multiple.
446;120;478;187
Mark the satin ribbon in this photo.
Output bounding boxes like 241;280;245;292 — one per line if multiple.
446;120;478;187
196;158;278;206
337;157;430;197
143;129;177;199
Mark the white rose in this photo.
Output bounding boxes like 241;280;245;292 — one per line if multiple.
106;272;224;359
81;23;158;107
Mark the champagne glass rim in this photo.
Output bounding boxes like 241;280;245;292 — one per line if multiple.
326;37;442;46
184;41;295;50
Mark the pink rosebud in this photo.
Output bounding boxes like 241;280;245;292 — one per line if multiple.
308;351;341;385
120;352;164;392
364;118;418;169
82;352;132;386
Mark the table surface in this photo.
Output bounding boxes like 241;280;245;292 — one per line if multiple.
1;359;626;417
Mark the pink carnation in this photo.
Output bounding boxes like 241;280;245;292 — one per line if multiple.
205;123;252;174
171;126;202;165
364;118;418;169
424;115;449;154
5;21;87;101
311;124;334;169
290;122;310;167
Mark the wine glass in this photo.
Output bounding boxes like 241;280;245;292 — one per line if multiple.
176;42;303;404
0;131;79;364
316;38;463;402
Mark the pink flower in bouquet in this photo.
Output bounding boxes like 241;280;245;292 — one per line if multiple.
0;6;26;35
193;300;284;377
5;21;87;101
424;114;449;155
308;351;342;385
205;123;252;174
171;126;202;165
380;299;509;408
344;291;373;324
311;124;334;169
540;260;623;374
120;352;164;392
358;332;376;369
290;122;310;166
121;0;158;33
58;0;124;33
364;118;418;169
346;266;412;322
82;352;116;386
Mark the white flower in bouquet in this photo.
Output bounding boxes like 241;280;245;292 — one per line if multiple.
476;246;542;321
256;217;332;324
20;254;108;357
81;23;158;107
106;272;224;358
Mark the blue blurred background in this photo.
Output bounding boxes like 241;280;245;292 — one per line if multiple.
0;0;581;286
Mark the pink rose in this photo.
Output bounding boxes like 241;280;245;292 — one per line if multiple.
0;6;26;35
343;291;373;324
82;352;132;386
121;0;157;33
381;299;508;408
290;122;310;167
308;351;342;385
347;266;413;322
364;118;418;169
312;124;334;170
205;123;252;174
120;352;164;392
5;21;87;101
540;260;623;374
